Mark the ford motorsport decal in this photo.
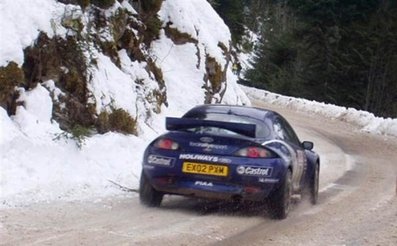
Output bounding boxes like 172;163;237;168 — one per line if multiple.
189;142;228;150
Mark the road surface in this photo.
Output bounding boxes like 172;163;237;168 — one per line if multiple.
1;100;396;245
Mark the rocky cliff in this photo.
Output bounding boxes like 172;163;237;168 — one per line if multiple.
0;0;249;138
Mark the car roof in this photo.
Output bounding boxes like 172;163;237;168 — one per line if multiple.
183;104;280;122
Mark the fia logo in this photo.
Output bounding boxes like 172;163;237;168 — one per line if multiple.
194;181;213;187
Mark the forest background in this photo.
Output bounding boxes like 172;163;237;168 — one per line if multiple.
211;0;397;118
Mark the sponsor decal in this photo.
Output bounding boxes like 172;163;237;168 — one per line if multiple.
194;181;213;187
236;166;272;176
147;155;174;166
189;142;228;151
258;178;279;183
236;166;246;175
200;137;214;143
179;154;231;163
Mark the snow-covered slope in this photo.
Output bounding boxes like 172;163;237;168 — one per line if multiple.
0;0;248;207
152;0;250;114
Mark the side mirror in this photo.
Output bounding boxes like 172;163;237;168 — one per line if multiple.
302;141;314;150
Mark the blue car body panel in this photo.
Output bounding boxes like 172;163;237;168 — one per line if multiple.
141;104;319;202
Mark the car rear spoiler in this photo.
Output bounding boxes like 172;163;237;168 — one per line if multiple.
166;117;256;138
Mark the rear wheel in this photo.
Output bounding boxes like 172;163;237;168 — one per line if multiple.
268;169;292;219
139;171;163;207
310;163;319;205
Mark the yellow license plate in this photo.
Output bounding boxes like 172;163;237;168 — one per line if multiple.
182;162;228;177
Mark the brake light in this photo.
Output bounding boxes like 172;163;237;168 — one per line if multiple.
154;138;179;150
235;146;270;158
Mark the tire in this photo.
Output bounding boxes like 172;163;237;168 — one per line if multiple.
268;169;292;220
309;163;319;205
139;171;163;207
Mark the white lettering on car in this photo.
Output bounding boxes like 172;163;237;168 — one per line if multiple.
236;166;272;176
189;142;228;150
258;178;279;183
194;181;213;187
179;154;232;163
147;155;174;166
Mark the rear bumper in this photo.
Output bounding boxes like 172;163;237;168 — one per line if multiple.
145;171;281;202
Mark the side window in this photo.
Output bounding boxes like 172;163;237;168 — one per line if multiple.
255;124;269;138
273;118;286;140
280;117;301;145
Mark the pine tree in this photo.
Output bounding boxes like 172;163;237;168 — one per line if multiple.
210;0;245;45
246;0;397;117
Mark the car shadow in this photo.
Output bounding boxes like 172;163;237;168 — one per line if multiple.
159;196;271;218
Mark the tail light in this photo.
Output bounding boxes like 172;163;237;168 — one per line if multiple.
154;138;179;150
235;146;271;158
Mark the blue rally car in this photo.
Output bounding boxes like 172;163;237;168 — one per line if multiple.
139;105;320;219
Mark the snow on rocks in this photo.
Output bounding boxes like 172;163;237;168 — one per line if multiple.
0;0;248;207
154;0;250;108
0;84;143;207
158;0;230;67
0;0;67;66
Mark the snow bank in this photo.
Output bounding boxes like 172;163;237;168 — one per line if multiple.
242;85;397;138
0;0;249;207
0;84;145;207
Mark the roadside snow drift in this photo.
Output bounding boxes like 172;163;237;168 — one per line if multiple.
243;86;397;138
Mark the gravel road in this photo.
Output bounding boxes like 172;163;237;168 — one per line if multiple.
1;100;396;246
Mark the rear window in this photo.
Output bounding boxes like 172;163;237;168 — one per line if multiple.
185;112;270;138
